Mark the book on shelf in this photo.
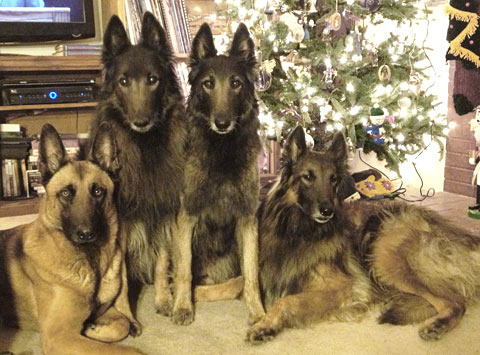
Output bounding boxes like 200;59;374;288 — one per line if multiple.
52;43;102;56
25;169;44;197
0;124;22;139
124;0;191;54
55;44;102;51
52;49;102;56
1;158;26;199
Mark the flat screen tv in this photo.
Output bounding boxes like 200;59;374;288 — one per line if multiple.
0;0;95;43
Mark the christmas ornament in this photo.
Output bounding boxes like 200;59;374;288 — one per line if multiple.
305;130;315;149
256;68;273;92
330;12;342;31
354;32;362;55
321;26;334;42
279;13;305;42
304;25;310;40
359;0;381;13
378;64;391;82
346;136;355;160
323;66;337;90
385;115;395;124
255;56;275;92
409;69;421;94
329;0;341;31
365;106;386;144
398;97;412;109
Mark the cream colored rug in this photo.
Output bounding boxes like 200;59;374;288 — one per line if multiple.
2;284;480;355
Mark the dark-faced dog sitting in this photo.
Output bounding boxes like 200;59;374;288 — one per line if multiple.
0;124;141;355
172;23;265;325
84;12;187;321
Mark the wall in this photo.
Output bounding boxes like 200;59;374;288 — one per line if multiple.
444;61;476;197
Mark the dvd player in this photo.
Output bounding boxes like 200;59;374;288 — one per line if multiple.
1;79;97;105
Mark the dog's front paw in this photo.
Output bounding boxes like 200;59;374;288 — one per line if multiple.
171;307;194;326
246;323;277;344
129;320;143;337
84;319;130;343
155;299;173;317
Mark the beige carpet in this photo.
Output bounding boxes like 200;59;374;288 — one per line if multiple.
2;191;480;355
2;284;480;355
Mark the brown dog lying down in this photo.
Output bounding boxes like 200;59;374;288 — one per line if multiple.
0;124;142;355
248;126;480;343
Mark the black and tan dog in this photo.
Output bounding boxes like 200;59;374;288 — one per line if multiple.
0;124;141;355
248;126;480;343
172;23;265;325
84;13;187;320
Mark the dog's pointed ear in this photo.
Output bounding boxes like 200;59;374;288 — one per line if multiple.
229;23;255;65
141;12;171;55
328;132;347;162
103;15;130;60
190;23;217;65
39;124;69;185
283;126;307;164
88;123;119;175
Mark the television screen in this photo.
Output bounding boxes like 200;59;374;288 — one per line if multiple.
0;0;95;43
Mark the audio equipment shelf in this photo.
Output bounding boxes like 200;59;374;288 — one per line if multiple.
0;55;103;136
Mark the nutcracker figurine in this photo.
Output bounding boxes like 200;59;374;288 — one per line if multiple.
468;106;480;218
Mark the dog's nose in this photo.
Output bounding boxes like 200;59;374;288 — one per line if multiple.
77;230;95;242
319;206;333;218
214;119;230;130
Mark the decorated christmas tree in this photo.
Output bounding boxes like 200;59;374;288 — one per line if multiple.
215;0;448;173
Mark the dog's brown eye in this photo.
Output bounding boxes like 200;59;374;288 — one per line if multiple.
302;171;314;182
203;79;214;89
231;79;242;89
147;75;158;85
119;77;129;87
93;187;104;197
61;189;71;198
